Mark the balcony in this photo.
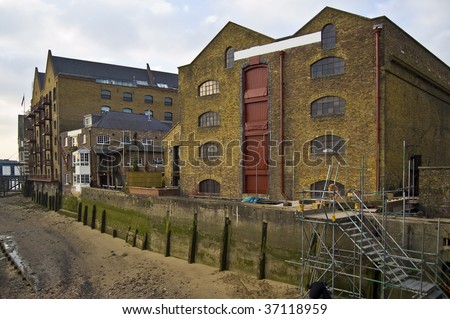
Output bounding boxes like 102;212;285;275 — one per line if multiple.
26;111;35;119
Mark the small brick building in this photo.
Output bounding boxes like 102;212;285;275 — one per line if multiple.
60;111;171;192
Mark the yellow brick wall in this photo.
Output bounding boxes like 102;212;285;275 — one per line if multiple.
178;22;273;198
173;8;450;200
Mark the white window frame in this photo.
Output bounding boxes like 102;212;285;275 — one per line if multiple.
97;135;110;145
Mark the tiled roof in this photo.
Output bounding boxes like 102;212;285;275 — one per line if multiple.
92;111;172;132
50;52;178;89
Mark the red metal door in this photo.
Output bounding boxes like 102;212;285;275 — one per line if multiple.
243;65;268;194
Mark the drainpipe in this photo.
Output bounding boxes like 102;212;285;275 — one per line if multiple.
279;50;288;200
373;24;383;192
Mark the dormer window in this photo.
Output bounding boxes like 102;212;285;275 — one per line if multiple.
84;115;92;127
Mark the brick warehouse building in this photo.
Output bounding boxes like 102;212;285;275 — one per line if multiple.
26;50;178;195
165;7;450;200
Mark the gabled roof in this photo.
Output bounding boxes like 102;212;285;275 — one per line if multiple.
47;50;178;89
91;111;172;132
184;21;274;67
33;67;46;91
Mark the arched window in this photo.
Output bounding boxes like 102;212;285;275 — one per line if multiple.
164;97;172;106
199;142;221;158
199;80;220;96
225;47;235;68
101;105;110;113
101;90;111;99
311;96;345;117
311;57;344;78
198;112;220;127
310;135;346;155
322;24;336;50
123;92;132;102
199;179;220;194
164;112;173;122
144;95;153;104
123;107;133;113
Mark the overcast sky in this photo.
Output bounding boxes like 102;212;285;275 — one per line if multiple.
0;0;449;161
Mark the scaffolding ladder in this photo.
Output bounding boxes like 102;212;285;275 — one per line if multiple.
291;190;450;299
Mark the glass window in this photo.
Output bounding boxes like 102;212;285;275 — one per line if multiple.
101;90;111;99
123;107;133;113
164;112;173;122
84;116;91;127
121;131;131;144
311;57;345;79
199;80;220;96
322;24;336;50
101;105;110;112
199;142;222;158
199;179;220;194
97;135;110;145
164;97;172;106
123;92;132;102
142;137;153;145
144;95;153;104
199;112;220;127
225;47;235;68
311;135;346;155
80;153;89;166
311;96;346;117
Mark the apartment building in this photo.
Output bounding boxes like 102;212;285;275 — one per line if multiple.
26;50;178;195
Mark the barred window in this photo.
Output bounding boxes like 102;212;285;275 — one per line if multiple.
311;96;345;117
199;80;220;96
199;112;220;127
322;24;336;50
144;95;153;104
164;112;173;122
311;135;346;155
199;179;220;194
101;90;111;99
225;47;235;68
123;92;132;102
311;57;344;78
164;97;172;106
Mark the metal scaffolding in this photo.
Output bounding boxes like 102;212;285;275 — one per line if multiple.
288;186;450;299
